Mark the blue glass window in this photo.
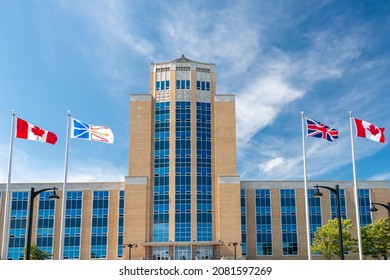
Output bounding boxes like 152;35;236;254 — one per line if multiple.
156;80;169;91
8;192;28;260
63;191;83;259
153;102;170;242
358;189;372;226
196;102;212;241
36;192;56;259
91;191;109;259
175;101;191;242
240;189;247;256
117;190;124;258
196;81;210;91
280;189;298;256
176;80;190;90
255;189;272;256
330;189;347;219
308;189;322;255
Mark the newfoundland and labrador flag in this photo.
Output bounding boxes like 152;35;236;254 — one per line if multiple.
306;117;339;141
71;118;114;144
16;118;58;145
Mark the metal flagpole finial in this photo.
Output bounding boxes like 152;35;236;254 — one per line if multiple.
67;110;71;116
301;111;304;117
11;109;15;115
349;111;352;117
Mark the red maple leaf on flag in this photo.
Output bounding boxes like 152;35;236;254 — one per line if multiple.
367;124;380;136
31;126;45;137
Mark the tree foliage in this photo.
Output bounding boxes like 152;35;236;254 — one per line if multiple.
361;218;390;260
24;244;53;260
311;218;357;259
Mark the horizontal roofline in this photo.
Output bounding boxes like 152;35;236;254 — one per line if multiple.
151;54;215;66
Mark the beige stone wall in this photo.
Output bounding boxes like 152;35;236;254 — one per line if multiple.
107;190;119;259
217;179;242;259
213;96;239;252
128;95;153;177
124;178;148;260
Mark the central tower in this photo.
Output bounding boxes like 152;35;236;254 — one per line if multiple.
126;55;241;260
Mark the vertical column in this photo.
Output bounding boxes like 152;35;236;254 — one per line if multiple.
80;190;92;259
218;176;241;259
107;190;119;259
129;94;152;245
124;177;148;260
213;95;238;242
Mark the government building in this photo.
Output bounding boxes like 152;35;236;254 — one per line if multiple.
0;56;389;260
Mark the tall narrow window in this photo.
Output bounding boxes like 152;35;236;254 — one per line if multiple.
308;189;322;255
330;189;347;219
91;191;109;259
255;189;272;256
117;190;124;258
280;189;298;256
63;191;83;259
8;192;28;260
240;189;247;256
358;189;372;226
175;101;191;242
196;102;212;241
153;102;170;242
36;192;56;258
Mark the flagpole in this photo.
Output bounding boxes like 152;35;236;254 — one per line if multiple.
301;111;311;260
58;111;71;260
1;110;16;260
349;111;363;260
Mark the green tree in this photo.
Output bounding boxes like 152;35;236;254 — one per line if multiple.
24;244;53;260
361;218;390;260
311;218;357;259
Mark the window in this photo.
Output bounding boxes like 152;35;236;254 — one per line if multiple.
255;190;272;256
280;189;298;256
176;80;190;90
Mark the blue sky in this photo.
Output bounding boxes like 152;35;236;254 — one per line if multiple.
1;0;389;184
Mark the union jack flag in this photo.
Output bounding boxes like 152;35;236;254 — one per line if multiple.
306;117;338;141
71;118;114;144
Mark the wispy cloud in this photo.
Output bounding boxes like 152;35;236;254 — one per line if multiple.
56;0;154;93
236;29;363;147
67;160;125;182
368;172;390;182
160;1;260;77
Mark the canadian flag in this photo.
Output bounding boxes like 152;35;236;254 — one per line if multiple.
16;118;58;145
354;118;385;143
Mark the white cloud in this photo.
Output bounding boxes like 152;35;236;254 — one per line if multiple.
67;161;125;182
368;172;390;182
236;30;363;148
260;157;285;173
236;61;304;145
56;0;154;94
160;1;260;77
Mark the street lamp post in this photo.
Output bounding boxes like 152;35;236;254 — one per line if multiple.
123;243;137;260
370;202;390;230
228;242;241;260
26;187;59;260
313;184;344;260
